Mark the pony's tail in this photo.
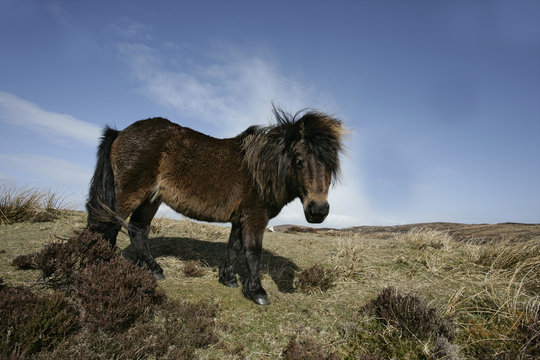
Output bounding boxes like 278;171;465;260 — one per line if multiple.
86;126;122;245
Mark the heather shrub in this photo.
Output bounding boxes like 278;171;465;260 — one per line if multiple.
74;256;165;333
343;287;459;359
362;286;456;341
11;230;116;288
8;226;224;358
342;316;432;359
10;251;41;270
42;299;219;360
296;264;335;294
282;336;338;360
183;260;205;277
174;301;219;348
0;281;78;357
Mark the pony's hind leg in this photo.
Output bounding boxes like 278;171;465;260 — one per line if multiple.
128;198;164;279
219;222;242;287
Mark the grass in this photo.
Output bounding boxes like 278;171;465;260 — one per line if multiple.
1;204;539;358
0;186;71;225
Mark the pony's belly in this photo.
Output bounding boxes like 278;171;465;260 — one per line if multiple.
158;185;241;223
170;201;231;223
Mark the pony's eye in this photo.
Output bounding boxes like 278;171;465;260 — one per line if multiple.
295;159;304;169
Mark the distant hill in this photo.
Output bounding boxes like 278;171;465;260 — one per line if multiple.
273;222;540;243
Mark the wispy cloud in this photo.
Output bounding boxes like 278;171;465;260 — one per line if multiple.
118;42;333;135
0;154;92;186
0;91;101;147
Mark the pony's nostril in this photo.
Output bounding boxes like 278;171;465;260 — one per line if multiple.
321;202;329;214
308;201;329;216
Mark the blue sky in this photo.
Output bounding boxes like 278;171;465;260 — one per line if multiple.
1;0;539;227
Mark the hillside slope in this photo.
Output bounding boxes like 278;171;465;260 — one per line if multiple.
1;212;538;359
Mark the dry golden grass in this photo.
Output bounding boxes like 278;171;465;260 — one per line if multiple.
0;187;72;225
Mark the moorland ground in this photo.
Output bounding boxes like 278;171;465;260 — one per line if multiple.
1;200;538;359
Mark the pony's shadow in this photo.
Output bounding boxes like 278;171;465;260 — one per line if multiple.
122;236;299;293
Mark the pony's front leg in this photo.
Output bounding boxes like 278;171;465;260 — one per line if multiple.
241;220;269;305
219;222;242;287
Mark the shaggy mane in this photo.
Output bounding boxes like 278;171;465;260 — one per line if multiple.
240;107;344;205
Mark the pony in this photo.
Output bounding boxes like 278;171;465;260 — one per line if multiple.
86;107;344;305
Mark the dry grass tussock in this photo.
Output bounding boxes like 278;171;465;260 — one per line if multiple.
400;227;453;251
282;336;338;360
0;186;71;225
183;260;206;277
296;263;336;294
444;275;540;359
474;237;540;294
330;234;367;280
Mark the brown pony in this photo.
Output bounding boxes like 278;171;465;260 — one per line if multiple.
86;107;344;305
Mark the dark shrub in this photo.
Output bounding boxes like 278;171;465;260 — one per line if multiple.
362;286;456;341
282;336;338;360
342;316;431;359
115;299;218;356
10;252;38;270
0;282;78;357
41;299;219;360
175;301;219;348
9;229;224;358
12;230;116;288
74;256;165;333
296;264;335;294
183;260;205;277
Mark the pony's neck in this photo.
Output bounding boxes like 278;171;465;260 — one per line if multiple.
240;130;294;209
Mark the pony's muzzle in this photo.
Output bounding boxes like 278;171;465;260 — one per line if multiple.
305;201;329;224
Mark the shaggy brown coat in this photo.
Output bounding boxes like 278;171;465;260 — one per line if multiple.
86;107;344;305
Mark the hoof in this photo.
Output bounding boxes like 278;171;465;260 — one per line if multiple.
218;276;238;287
153;271;165;280
252;294;270;306
225;280;239;288
218;270;238;287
